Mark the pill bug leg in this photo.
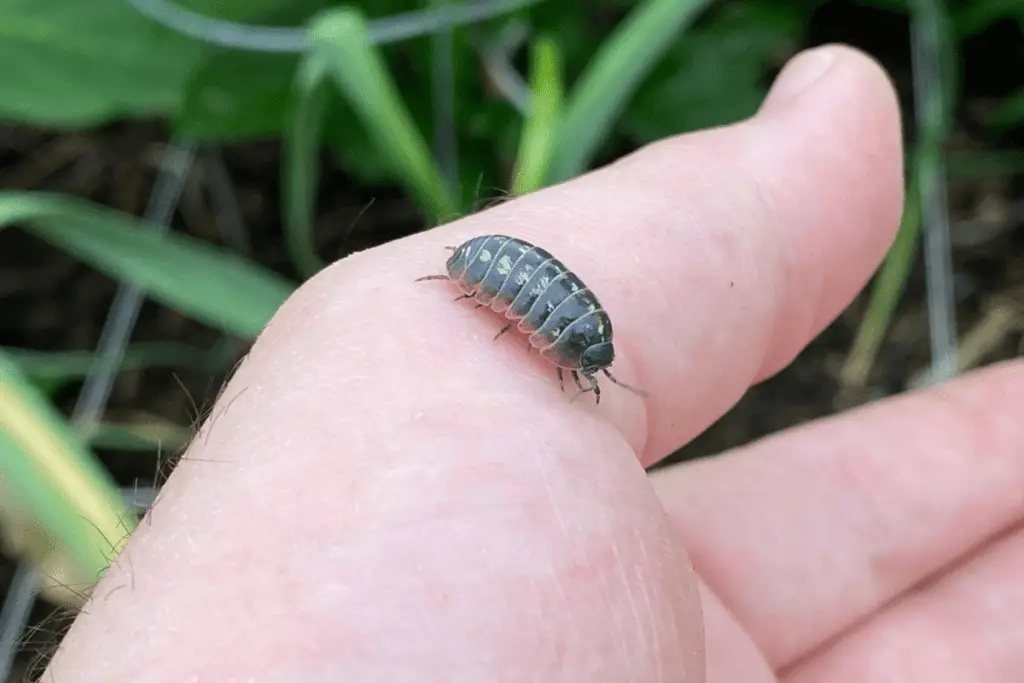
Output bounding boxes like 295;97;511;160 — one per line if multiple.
563;371;601;404
557;367;565;392
571;371;585;393
601;369;649;398
493;323;512;340
584;373;602;405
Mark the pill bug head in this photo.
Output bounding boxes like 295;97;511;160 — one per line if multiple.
580;340;615;374
444;238;483;280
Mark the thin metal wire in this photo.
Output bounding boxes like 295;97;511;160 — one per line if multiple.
71;142;196;427
121;486;158;511
199;150;252;256
474;20;531;114
910;0;958;384
0;564;40;683
126;0;545;53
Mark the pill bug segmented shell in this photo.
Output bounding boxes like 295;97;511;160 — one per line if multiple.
415;234;648;404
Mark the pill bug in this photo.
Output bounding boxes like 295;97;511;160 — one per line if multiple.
416;234;648;404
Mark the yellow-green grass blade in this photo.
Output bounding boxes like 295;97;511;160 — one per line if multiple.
840;161;921;391
511;34;564;196
0;351;134;607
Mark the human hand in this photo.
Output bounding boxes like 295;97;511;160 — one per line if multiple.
47;44;1024;682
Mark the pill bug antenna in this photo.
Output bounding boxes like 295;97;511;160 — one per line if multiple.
444;245;458;251
415;274;450;282
602;368;650;398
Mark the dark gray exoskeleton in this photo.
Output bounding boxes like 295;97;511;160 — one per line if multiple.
416;234;648;404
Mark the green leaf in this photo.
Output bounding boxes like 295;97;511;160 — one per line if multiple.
849;0;907;10
283;54;332;277
2;342;233;383
945;149;1024;177
0;0;194;126
622;2;804;143
79;420;193;453
0;192;296;339
176;50;303;140
952;0;1023;36
546;0;715;184
310;7;458;222
0;350;134;607
987;87;1024;130
174;0;333;140
511;35;564;195
0;0;283;127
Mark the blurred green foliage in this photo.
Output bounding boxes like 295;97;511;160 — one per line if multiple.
0;0;825;203
0;0;283;126
5;0;1023;197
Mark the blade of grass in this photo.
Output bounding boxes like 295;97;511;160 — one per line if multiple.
309;7;459;223
0;192;296;339
840;0;958;394
511;35;564;196
1;342;233;384
283;54;331;277
78;420;193;453
546;0;714;185
430;0;460;197
946;149;1024;176
839;156;922;390
0;351;135;607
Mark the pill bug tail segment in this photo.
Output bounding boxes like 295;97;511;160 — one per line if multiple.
601;368;650;398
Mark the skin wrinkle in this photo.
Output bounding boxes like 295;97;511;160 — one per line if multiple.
609;538;642;678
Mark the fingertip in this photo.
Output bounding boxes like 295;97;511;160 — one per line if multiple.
751;43;906;379
759;44;900;119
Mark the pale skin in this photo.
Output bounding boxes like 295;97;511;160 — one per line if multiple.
46;45;1024;682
